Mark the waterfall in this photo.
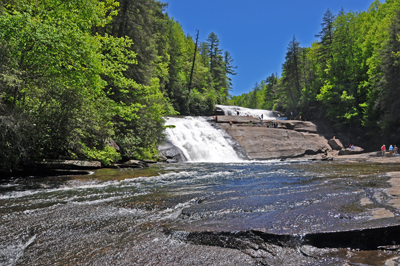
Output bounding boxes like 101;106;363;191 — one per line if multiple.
215;104;281;119
164;117;245;162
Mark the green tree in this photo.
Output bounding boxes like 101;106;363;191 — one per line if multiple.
224;51;237;94
0;0;176;169
281;36;303;112
375;9;400;140
315;9;335;72
261;73;278;110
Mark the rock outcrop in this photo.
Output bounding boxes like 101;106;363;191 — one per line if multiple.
34;159;102;169
217;116;331;160
328;139;344;150
158;140;187;163
338;146;364;155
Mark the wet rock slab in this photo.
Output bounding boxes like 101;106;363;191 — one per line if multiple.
170;186;400;235
218;124;331;160
163;172;400;265
164;170;400;265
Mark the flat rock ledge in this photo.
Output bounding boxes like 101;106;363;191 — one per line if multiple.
216;116;330;160
216;116;318;133
3;158;158;178
110;159;156;169
34;159;102;169
1;160;102;178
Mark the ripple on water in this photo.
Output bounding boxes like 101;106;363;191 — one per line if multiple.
2;161;400;265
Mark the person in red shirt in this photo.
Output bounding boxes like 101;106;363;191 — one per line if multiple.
381;144;386;157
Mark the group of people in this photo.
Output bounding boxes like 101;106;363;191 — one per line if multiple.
381;144;399;157
265;121;278;128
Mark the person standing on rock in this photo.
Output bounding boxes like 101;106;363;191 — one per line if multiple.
394;145;398;155
389;145;394;156
381;144;386;157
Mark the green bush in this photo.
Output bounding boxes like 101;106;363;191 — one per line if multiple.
82;146;121;167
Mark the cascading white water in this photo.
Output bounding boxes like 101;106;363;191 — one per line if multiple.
216;104;278;119
164;117;243;162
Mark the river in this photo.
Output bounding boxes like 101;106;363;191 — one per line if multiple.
2;161;400;265
2;116;400;265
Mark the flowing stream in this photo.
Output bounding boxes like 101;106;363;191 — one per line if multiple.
215;104;279;119
164;117;246;162
2;118;400;265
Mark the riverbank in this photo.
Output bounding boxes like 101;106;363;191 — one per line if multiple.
0;159;157;178
317;151;400;163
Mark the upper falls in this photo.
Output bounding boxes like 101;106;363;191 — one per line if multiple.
215;104;281;119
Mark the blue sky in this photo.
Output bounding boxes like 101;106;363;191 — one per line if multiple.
165;0;378;96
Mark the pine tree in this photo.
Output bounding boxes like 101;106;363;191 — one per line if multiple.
282;36;302;109
315;9;335;67
224;51;237;92
262;73;278;110
206;32;220;73
378;9;400;138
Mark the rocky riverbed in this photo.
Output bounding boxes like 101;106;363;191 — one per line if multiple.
3;116;400;265
3;161;400;265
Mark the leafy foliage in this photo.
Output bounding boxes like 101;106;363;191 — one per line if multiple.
0;0;236;171
230;0;400;144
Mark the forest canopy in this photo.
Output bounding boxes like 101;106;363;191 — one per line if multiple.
3;0;400;172
0;0;236;171
229;0;400;145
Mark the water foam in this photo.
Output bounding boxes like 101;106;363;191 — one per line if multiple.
216;104;277;119
165;117;243;163
0;235;36;266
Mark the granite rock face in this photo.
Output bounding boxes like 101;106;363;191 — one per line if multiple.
218;121;331;160
158;140;187;163
279;121;318;133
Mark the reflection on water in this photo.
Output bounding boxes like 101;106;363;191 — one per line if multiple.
1;161;400;265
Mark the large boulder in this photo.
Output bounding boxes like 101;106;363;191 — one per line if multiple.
218;124;331;160
338;146;364;155
328;139;344;150
158;140;187;163
122;160;148;168
105;138;120;151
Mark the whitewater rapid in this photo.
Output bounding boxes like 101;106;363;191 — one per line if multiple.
215;104;278;119
164;117;243;163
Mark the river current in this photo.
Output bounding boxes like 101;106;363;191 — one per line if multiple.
2;160;400;265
